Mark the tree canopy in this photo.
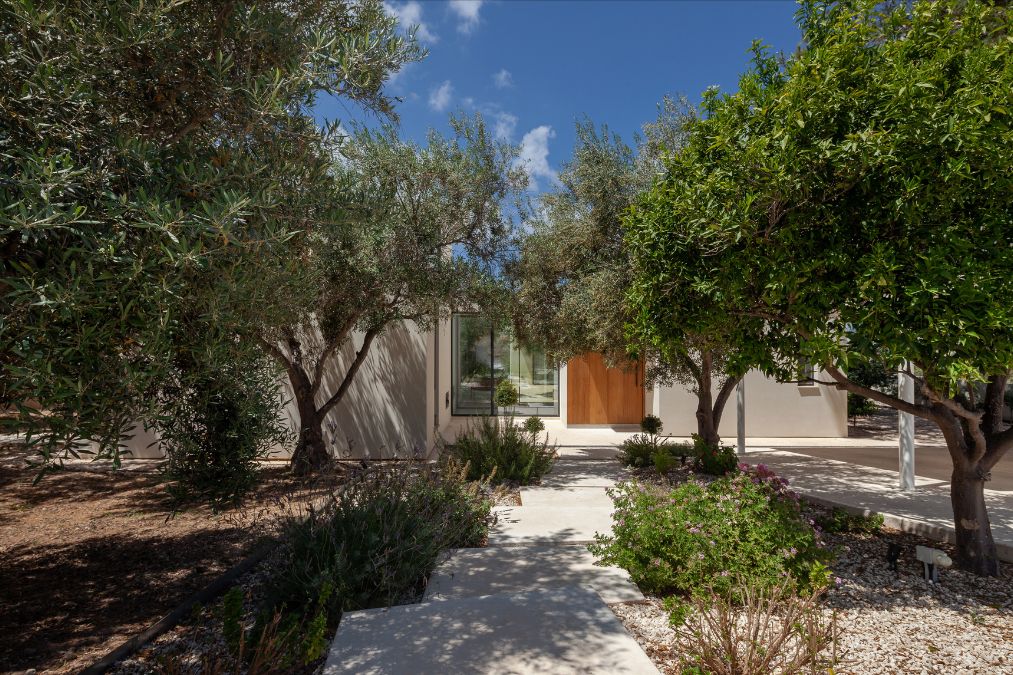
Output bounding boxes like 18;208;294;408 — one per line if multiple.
261;114;528;473
1;0;422;464
626;0;1013;573
513;100;746;445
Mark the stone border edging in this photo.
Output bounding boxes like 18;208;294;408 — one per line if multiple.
800;491;1013;563
79;537;281;675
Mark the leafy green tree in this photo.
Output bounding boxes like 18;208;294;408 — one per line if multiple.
260;115;527;474
0;1;422;467
512;101;743;447
627;0;1013;574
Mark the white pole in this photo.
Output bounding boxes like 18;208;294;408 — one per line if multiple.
736;378;746;456
898;362;915;491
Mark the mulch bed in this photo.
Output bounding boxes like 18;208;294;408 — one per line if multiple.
0;445;348;674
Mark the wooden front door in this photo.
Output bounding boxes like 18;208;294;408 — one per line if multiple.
567;353;644;424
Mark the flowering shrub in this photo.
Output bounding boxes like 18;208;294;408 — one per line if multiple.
589;468;831;598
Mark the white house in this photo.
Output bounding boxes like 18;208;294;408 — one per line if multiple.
113;313;847;460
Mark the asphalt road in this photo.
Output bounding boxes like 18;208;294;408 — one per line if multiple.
786;445;1013;492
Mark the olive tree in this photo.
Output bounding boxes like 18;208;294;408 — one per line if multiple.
626;0;1013;574
260;115;527;474
513;101;744;447
0;1;422;467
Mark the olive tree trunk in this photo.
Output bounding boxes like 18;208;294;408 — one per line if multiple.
260;328;378;476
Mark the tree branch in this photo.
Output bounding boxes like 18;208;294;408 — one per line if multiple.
918;382;988;464
318;328;379;418
982;374;1008;438
712;374;742;430
984;424;1013;473
676;350;702;385
311;311;362;396
822;363;934;420
258;335;310;391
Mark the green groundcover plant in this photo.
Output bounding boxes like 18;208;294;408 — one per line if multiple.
266;462;492;635
589;465;832;598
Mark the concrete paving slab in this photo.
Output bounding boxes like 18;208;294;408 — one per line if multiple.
556;446;622;459
425;544;643;604
489;506;615;545
324;586;659;675
538;459;629;488
745;448;1013;562
519;486;615;509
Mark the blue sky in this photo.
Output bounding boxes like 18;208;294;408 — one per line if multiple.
316;0;802;192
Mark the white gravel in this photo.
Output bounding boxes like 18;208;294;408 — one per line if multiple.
612;527;1013;675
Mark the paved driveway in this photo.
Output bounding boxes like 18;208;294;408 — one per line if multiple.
783;444;1013;492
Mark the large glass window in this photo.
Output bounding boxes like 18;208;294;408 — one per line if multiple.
451;314;559;416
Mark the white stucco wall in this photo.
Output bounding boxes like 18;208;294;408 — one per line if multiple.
290;322;429;459
102;322;430;461
98;319;847;463
653;368;847;438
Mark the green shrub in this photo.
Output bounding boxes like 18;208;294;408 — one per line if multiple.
620;417;694;473
523;415;545;436
653;449;679;475
221;586;245;654
640;414;663;435
692;435;738;475
617;433;658;468
817;507;884;534
494;379;520;408
156;357;289;510
589;467;831;598
446;416;557;484
268;462;492;630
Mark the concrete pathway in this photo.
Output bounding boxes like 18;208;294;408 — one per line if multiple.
425;544;644;604
747;447;1013;561
325;459;657;674
323;586;657;675
485;460;628;545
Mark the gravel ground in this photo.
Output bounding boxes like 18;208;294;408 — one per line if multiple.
612;523;1013;675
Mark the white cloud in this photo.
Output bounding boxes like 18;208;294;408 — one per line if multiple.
384;1;438;42
492;111;517;141
516;125;557;191
428;80;453;112
449;0;483;33
493;68;513;89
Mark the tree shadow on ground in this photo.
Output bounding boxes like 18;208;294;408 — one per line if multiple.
0;528;270;673
0;444;348;674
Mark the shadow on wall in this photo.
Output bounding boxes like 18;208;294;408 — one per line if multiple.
276;322;428;460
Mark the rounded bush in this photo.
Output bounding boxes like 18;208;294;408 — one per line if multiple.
589;467;831;597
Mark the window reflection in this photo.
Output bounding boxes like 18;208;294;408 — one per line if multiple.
451;314;559;416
